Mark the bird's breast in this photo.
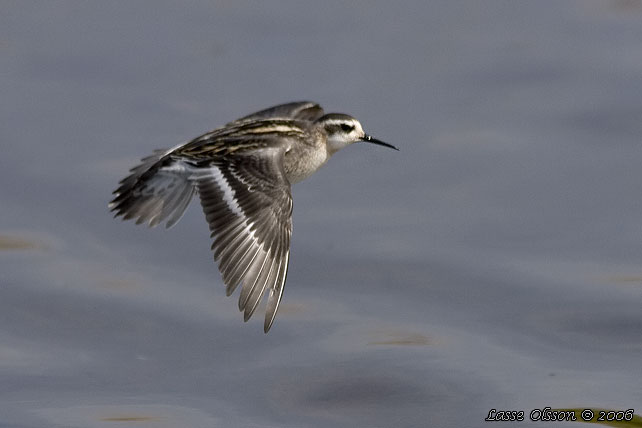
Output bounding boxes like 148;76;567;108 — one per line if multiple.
283;143;330;184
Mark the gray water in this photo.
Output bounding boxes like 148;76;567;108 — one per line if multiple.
1;1;641;427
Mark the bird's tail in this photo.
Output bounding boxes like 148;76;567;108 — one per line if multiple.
109;149;196;228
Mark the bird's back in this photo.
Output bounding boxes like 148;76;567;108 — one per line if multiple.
173;118;312;162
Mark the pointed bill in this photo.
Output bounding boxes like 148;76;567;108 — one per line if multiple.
361;134;399;150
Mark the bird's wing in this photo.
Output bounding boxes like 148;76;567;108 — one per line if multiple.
192;145;292;333
109;150;197;229
229;101;325;124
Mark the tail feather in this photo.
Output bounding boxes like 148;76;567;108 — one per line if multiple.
110;150;196;228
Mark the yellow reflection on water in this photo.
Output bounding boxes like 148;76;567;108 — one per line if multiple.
367;331;432;346
100;415;162;422
0;235;41;251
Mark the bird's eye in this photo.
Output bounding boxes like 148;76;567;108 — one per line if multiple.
340;124;354;132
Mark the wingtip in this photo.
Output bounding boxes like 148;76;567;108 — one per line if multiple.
263;319;274;333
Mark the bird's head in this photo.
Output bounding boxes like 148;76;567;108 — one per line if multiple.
318;113;398;154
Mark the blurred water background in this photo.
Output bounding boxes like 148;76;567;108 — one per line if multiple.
1;1;641;427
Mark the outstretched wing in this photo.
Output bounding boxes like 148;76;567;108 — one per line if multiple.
109;149;197;229
111;107;305;332
229;101;324;124
194;146;292;332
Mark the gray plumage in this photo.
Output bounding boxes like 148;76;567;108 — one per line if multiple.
109;101;397;332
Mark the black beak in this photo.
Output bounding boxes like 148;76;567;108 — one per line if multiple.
361;134;399;151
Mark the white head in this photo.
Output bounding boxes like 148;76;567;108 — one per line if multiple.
318;113;398;154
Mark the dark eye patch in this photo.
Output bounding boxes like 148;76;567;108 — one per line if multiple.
340;124;354;132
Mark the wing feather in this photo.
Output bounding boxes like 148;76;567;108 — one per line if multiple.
194;146;292;332
265;250;289;333
230;101;324;124
111;104;306;332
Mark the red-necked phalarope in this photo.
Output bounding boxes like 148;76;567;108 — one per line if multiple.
109;101;398;332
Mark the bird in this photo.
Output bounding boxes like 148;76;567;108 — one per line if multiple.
109;101;398;332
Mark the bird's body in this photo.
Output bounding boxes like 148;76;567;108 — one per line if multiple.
109;101;397;332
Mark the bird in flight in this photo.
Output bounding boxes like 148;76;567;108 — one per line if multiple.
109;101;398;332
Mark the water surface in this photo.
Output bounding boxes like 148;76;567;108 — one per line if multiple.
1;1;641;427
